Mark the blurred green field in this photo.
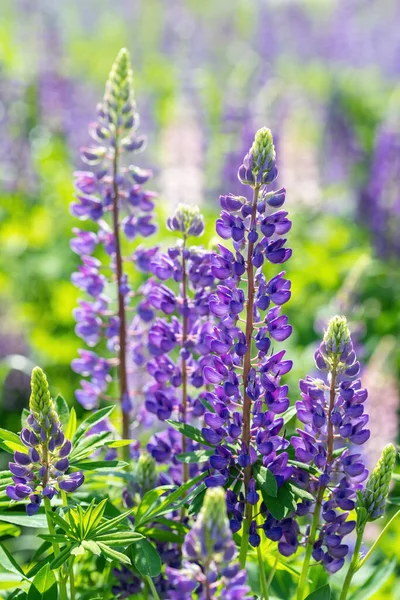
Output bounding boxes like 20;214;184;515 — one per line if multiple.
0;1;399;597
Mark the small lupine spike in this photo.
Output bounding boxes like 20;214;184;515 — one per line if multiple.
29;367;54;423
363;443;397;521
166;203;204;238
134;453;158;496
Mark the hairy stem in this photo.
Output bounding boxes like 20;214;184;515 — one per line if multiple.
111;135;130;454
257;544;269;600
61;490;75;600
339;526;364;600
239;185;259;567
43;496;68;600
297;370;337;600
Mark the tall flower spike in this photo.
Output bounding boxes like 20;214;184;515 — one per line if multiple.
202;127;293;564
145;204;216;486
71;48;157;443
6;368;84;515
166;487;251;599
363;443;397;521
295;316;370;599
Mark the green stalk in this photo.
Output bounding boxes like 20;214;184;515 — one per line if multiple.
339;526;364;600
257;545;269;600
61;490;75;600
43;496;68;600
297;368;338;600
146;576;161;600
239;185;259;567
296;488;323;600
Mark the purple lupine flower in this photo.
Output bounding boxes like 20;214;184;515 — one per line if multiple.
144;204;216;485
6;368;83;515
201;128;293;547
293;316;369;572
166;487;251;599
70;49;157;438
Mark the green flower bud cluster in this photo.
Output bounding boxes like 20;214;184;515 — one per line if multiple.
363;443;397;521
251;127;276;178
29;367;59;431
323;315;350;356
133;453;158;496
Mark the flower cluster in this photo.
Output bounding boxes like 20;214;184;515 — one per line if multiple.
6;367;83;515
143;204;216;483
70;48;157;438
293;316;370;573
201;127;293;545
166;487;251;599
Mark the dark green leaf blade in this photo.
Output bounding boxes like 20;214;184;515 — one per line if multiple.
305;584;331;600
132;539;161;578
27;563;57;600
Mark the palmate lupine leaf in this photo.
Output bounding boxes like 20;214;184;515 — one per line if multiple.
26;563;57;600
72;406;115;445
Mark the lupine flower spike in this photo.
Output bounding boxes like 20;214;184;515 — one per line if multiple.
202;127;293;563
6;367;84;515
340;443;397;600
71;48;157;443
363;443;397;522
296;316;370;599
166;487;251;599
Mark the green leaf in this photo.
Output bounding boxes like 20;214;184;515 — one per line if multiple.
54;394;70;428
144;527;184;544
132;539;162;577
73;406;115;445
65;407;77;440
137;473;207;527
348;556;396;600
82;540;101;555
95;507;136;535
0;428;26;454
278;484;297;511
107;440;133;448
96;542;131;565
72;459;127;471
281;405;297;424
134;486;175;528
288;483;315;502
26;564;57;600
256;466;278;498
198;396;215;413
0;521;20;537
7;589;27;599
165;420;212;446
0;513;48;529
69;431;113;462
83;498;108;534
38;535;69;544
95;532;144;544
0;542;27;580
175;450;213;464
305;584;331;600
266;494;286;520
50;545;75;570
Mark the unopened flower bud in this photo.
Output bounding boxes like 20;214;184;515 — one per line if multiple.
363;443;397;520
167;204;204;238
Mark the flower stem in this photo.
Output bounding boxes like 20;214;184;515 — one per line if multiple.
239;185;259;567
257;545;269;600
297;369;337;600
61;490;75;600
339;526;364;600
111;132;130;458
145;576;161;600
181;236;189;486
43;496;68;600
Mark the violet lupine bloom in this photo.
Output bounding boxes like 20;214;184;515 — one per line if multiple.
6;367;84;515
144;205;216;484
166;487;251;600
70;49;157;440
293;316;370;574
201;128;293;548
